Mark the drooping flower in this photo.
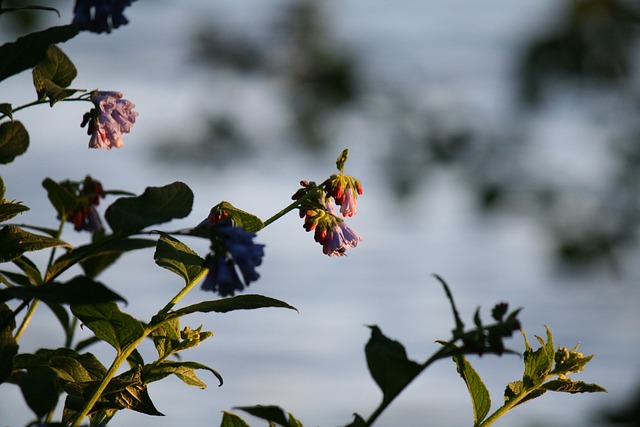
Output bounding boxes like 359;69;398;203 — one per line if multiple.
201;224;265;297
82;91;138;150
62;176;106;232
72;0;136;33
325;173;363;217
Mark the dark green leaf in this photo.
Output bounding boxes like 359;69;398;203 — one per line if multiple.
0;5;60;16
343;414;367;427
104;368;163;416
71;302;144;354
543;379;607;393
150;317;181;359
504;380;546;406
105;182;193;234
0;200;29;222
0;270;32;286
364;325;422;403
221;411;251;427
42;177;77;219
154;233;205;285
80;238;156;279
14;348;107;384
0;276;125;305
0;303;18;383
0;225;69;262
17;367;59;418
235;405;291;427
453;353;491;424
215;201;264;232
47;237;156;281
0;103;12;120
0;25;79;82
0;120;29;164
12;255;42;285
168;294;297;319
32;45;78;104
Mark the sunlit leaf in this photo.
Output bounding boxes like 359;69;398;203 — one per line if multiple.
542;379;607;394
0;225;69;262
32;45;78;104
105;182;193;233
150;317;181;360
0;103;12;120
221;411;251;427
522;329;554;389
215;201;264;232
0;120;29;164
154;233;205;285
71;302;144;354
453;353;491;424
364;325;421;403
143;360;223;388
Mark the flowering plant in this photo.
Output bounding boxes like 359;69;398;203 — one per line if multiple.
0;2;605;427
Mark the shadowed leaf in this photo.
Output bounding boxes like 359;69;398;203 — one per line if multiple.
0;276;125;305
0;225;69;262
0;121;29;164
154;233;205;284
32;45;78;104
71;302;143;354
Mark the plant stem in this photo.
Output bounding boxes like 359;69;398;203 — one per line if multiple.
477;388;532;427
157;268;208;316
13;299;39;341
262;189;320;228
0;96;90;120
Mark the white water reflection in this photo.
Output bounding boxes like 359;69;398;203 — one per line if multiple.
1;2;639;427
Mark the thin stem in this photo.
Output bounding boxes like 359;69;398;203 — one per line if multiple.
477;387;532;427
14;299;39;341
0;96;90;120
262;189;321;228
157;268;208;316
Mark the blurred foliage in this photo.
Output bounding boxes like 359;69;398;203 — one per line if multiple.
154;0;640;273
0;0;61;36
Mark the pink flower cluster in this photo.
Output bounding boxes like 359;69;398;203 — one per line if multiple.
82;91;138;150
294;171;364;257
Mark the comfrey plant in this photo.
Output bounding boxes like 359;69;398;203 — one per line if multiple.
0;2;605;427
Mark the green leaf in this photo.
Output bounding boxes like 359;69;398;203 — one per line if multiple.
105;182;194;234
14;348;107;383
0;177;29;221
168;294;298;319
42;177;78;220
0;276;125;305
235;405;291;427
0;103;12;120
150;317;181;359
521;328;554;389
0;120;29;164
364;325;422;404
144;360;223;388
215;201;264;232
542;379;607;393
46;237;156;281
154;233;205;285
0;25;79;82
0;225;70;262
32;45;78;104
12;255;42;285
504;380;546;406
453;353;491;424
104;367;163;416
221;411;251;427
71;302;144;354
0;303;18;383
80;238;157;279
17;366;59;418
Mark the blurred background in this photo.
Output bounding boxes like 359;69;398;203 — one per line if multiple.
1;1;640;426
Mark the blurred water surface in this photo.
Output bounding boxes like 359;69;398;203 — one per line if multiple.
1;2;639;426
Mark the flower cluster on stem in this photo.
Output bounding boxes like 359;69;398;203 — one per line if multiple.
61;176;106;232
72;0;136;33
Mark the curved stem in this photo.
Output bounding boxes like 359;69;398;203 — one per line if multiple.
1;96;91;120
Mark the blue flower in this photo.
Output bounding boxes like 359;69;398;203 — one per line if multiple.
72;0;135;33
201;225;265;297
